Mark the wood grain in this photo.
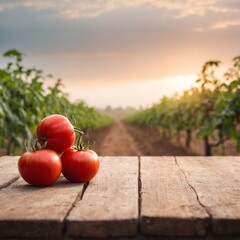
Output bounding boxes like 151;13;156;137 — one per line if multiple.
140;156;209;236
1;156;240;239
66;156;139;238
176;156;240;235
0;177;83;238
0;156;19;189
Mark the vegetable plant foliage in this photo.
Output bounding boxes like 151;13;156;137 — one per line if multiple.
0;49;112;155
126;56;240;156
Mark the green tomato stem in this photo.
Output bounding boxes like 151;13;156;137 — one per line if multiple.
74;127;85;150
24;138;47;152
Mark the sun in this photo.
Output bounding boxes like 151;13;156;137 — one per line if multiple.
172;75;198;94
158;74;198;98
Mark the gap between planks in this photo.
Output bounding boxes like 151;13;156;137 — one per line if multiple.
65;156;139;238
62;162;93;237
63;156;210;236
62;181;90;236
0;176;20;190
2;156;239;238
138;155;142;234
0;156;20;190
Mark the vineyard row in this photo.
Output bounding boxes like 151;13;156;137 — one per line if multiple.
126;57;240;156
0;49;112;155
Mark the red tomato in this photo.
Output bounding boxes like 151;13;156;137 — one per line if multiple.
61;148;100;183
36;114;75;154
18;149;62;187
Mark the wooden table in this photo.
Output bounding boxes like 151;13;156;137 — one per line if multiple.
0;156;240;239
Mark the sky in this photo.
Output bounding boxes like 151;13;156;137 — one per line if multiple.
0;0;240;108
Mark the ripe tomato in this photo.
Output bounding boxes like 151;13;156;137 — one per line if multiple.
18;149;62;187
36;114;75;154
61;148;100;183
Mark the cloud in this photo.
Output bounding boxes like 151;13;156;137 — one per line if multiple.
30;51;127;60
0;0;237;19
1;0;239;88
0;0;130;18
151;0;217;18
212;20;240;29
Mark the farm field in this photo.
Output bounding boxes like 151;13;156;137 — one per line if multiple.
86;121;240;156
1;120;239;157
1;50;240;157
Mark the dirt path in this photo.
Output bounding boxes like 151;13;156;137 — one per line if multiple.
87;121;194;156
1;121;237;157
88;121;141;156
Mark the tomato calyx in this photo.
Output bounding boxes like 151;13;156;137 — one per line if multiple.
73;127;89;151
24;138;48;152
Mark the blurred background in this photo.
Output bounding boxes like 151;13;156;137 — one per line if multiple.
1;0;240;156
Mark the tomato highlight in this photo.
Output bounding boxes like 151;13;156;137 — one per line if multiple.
36;114;75;154
18;149;62;187
61;148;100;183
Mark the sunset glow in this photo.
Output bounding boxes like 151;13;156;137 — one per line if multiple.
0;0;239;108
66;75;198;108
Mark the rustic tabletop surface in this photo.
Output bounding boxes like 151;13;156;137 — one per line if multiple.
0;156;240;240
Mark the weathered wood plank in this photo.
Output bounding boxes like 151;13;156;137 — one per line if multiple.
176;156;240;236
66;156;139;238
0;176;84;238
0;156;19;189
140;156;209;236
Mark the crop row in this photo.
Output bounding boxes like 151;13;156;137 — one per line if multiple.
126;57;240;155
0;49;112;155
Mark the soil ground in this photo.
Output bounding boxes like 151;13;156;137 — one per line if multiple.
1;121;238;157
86;121;195;156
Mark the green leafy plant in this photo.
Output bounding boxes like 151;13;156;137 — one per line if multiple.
125;56;240;156
0;49;112;155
